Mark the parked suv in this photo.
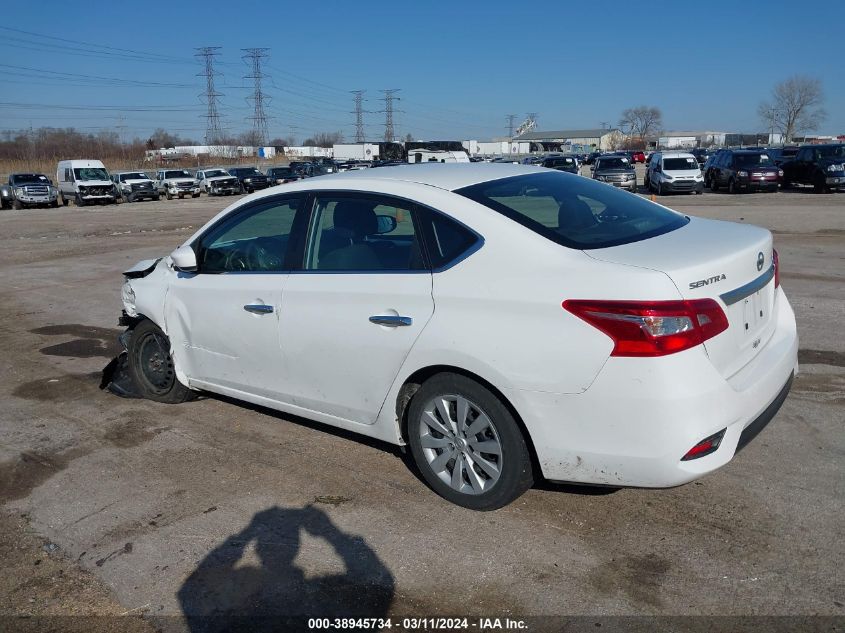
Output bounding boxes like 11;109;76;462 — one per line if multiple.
195;168;240;196
1;173;59;209
266;166;301;185
591;155;637;191
645;152;704;195
768;146;799;167
228;167;270;193
781;144;845;193
111;171;159;203
706;150;781;194
156;169;200;200
540;156;579;174
56;159;116;206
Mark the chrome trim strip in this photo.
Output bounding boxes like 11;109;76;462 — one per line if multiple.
719;266;775;306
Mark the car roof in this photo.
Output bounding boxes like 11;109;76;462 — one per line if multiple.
325;163;545;191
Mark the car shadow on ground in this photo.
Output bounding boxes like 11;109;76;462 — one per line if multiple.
175;505;395;633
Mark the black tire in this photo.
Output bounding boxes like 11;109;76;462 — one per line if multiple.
657;182;665;196
75;194;85;207
814;174;830;194
407;373;533;510
728;178;738;194
60;194;69;206
127;320;195;404
710;175;719;192
192;192;200;198
50;199;59;208
153;194;160;201
166;190;173;200
12;199;22;210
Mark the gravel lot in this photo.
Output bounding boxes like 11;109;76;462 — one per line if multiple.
0;175;842;629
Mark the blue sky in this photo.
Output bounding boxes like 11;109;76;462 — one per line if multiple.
1;1;842;143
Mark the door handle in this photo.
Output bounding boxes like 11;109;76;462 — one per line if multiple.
369;315;412;327
244;304;274;314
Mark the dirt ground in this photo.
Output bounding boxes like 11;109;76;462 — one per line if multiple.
0;176;843;631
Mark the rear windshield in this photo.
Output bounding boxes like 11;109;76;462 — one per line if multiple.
456;172;688;250
663;157;698;170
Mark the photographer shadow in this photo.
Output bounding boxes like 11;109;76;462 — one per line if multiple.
177;505;395;633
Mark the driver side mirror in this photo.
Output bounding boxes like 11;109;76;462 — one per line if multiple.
375;215;397;234
170;244;197;272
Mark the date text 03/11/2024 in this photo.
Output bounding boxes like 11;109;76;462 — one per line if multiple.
307;617;528;630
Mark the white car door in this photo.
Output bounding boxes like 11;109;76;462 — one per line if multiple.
165;193;309;398
278;193;435;424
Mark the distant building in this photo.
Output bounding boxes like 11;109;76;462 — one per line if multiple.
658;131;727;148
514;128;622;151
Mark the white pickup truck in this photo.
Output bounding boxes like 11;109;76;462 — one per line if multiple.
155;169;200;200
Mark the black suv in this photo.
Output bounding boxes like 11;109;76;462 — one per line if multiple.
266;166;300;185
705;149;781;193
228;167;270;193
540;156;579;174
781;144;845;193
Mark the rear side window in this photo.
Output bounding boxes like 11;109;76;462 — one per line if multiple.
456;172;688;250
418;209;480;269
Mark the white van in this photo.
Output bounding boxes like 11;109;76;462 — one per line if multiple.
407;149;470;164
645;151;704;195
56;160;116;206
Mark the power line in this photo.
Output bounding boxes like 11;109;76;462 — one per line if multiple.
380;89;401;143
506;114;517;139
195;47;224;145
351;90;366;143
242;48;270;146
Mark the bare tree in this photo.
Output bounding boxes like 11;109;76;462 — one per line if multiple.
311;131;344;148
269;136;296;148
618;106;662;149
758;75;826;142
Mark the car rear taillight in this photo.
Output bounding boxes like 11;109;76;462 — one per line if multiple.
681;429;726;460
773;248;780;288
562;299;729;357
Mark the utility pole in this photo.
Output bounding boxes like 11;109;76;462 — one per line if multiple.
506;114;517;139
351;90;366;143
599;121;610;130
242;48;270;148
380;89;401;142
195;47;224;147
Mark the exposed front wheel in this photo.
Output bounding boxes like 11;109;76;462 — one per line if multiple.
407;373;533;510
192;193;200;198
127;320;195;404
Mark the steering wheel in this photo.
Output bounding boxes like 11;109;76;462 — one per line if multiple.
223;241;282;271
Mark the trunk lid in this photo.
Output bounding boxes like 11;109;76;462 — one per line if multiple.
586;217;776;378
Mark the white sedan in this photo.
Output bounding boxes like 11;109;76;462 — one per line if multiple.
119;164;798;510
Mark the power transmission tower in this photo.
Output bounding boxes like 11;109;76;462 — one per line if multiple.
506;114;517;139
380;89;401;142
527;112;538;128
242;48;270;147
195;47;224;145
351;90;366;143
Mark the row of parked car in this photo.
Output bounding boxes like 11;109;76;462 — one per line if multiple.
0;159;342;209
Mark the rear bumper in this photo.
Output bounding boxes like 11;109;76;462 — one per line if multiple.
510;288;798;487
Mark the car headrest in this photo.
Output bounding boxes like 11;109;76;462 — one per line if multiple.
333;200;378;238
558;196;597;232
